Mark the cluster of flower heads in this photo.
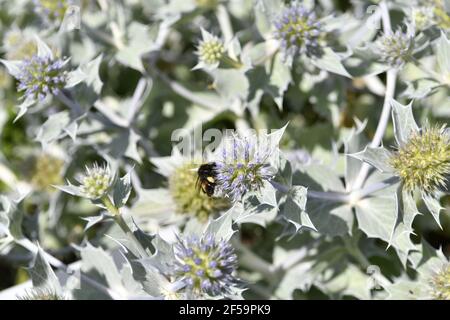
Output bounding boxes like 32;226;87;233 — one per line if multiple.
374;29;413;67
213;135;276;202
430;263;450;300
33;0;74;24
78;164;112;200
16;54;67;101
274;3;324;60
169;162;230;220
390;126;450;193
174;234;238;296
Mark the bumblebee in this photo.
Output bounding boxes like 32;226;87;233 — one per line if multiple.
196;162;218;197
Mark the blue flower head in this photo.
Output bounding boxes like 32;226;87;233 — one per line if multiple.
213;133;277;202
274;2;324;61
174;234;238;297
16;54;68;101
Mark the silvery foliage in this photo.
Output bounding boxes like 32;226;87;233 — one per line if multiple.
0;0;449;300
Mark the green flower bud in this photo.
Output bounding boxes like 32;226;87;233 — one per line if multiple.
79;164;112;200
197;37;225;66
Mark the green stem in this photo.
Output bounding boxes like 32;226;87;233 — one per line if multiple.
101;196;148;258
220;55;243;69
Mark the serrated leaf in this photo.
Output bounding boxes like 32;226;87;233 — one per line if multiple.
436;32;450;76
36;111;71;147
350;146;394;173
311;47;352;78
282;186;315;232
390;99;419;147
28;246;61;293
113;171;132;208
421;192;443;229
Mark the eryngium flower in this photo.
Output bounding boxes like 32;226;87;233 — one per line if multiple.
390;126;450;193
214;136;276;202
31;154;64;192
274;3;323;59
78;164;112;200
33;0;73;24
430;263;450;300
174;234;238;296
16;54;67;101
169;163;230;221
197;35;225;66
375;30;413;67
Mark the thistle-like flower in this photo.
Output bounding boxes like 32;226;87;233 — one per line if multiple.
273;2;324;60
33;0;74;24
78;164;112;200
169;162;230;221
174;234;238;296
390;126;450;193
214;134;277;202
430;263;450;300
16;54;68;101
197;33;224;67
374;29;413;67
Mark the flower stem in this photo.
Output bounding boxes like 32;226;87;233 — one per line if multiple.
101;196;148;258
221;55;243;69
352;1;397;191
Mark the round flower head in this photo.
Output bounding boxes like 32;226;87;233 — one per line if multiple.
430;263;450;300
16;54;68;101
274;2;324;60
169;162;230;221
3;30;37;60
375;29;413;67
78;164;112;200
214;135;276;202
31;154;64;192
33;0;74;24
174;234;238;296
196;31;225;67
390;126;450;193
